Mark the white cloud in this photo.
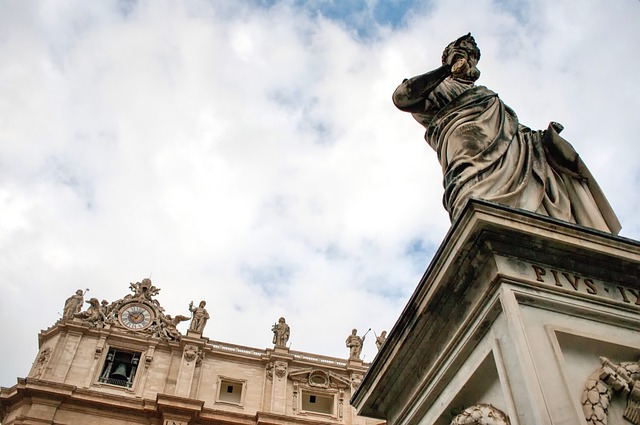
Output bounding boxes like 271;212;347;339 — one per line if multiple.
1;0;639;386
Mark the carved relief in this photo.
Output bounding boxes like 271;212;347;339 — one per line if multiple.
289;368;351;390
293;382;299;413
31;347;52;379
145;346;155;369
74;297;106;327
267;360;289;379
63;278;192;343
351;373;363;391
582;356;640;425
308;370;329;388
183;345;199;363
450;404;511;425
128;278;160;302
274;361;288;378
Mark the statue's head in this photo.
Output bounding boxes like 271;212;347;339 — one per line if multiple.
442;33;481;81
76;289;83;296
278;317;286;323
352;328;357;335
199;300;206;307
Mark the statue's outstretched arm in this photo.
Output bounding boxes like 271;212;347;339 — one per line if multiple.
392;64;451;112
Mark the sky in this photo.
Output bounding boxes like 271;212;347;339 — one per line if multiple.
1;0;639;387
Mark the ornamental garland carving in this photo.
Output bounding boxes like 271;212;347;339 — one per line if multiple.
450;404;511;425
582;356;640;425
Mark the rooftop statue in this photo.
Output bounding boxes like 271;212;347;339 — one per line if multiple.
272;317;290;347
74;297;105;327
188;300;209;333
62;289;85;319
392;33;620;234
346;328;366;360
375;330;387;351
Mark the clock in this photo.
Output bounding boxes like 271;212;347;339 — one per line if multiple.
119;303;153;330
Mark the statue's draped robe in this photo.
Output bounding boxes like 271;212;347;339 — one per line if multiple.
409;77;620;234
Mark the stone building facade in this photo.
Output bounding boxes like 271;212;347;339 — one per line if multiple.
0;280;382;425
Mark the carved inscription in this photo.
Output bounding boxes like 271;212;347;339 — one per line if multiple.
531;265;640;306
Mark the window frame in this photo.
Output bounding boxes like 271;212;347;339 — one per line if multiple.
299;388;336;417
97;346;142;390
215;376;247;407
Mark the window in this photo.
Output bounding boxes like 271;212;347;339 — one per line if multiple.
98;348;140;388
216;377;245;406
301;391;334;415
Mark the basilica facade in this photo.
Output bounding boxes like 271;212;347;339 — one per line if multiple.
0;279;382;425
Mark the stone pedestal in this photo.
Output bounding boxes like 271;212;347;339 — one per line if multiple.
352;200;640;425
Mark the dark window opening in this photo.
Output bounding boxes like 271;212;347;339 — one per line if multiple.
310;395;316;403
98;348;140;388
227;385;234;393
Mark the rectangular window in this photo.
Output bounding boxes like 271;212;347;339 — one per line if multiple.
98;348;140;388
216;377;245;405
301;391;333;415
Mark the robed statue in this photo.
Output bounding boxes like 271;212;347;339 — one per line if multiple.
392;33;620;234
271;317;290;347
188;300;209;333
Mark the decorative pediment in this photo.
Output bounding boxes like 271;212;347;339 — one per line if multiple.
288;368;350;389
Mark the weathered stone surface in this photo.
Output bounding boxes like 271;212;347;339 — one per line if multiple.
352;199;640;425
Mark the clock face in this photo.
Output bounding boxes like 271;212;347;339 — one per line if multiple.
120;304;153;330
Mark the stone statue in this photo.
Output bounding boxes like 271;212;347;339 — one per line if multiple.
392;33;620;234
345;329;365;360
153;314;190;341
74;297;105;327
272;317;290;347
375;330;387;351
188;300;209;333
128;278;160;301
63;289;84;319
